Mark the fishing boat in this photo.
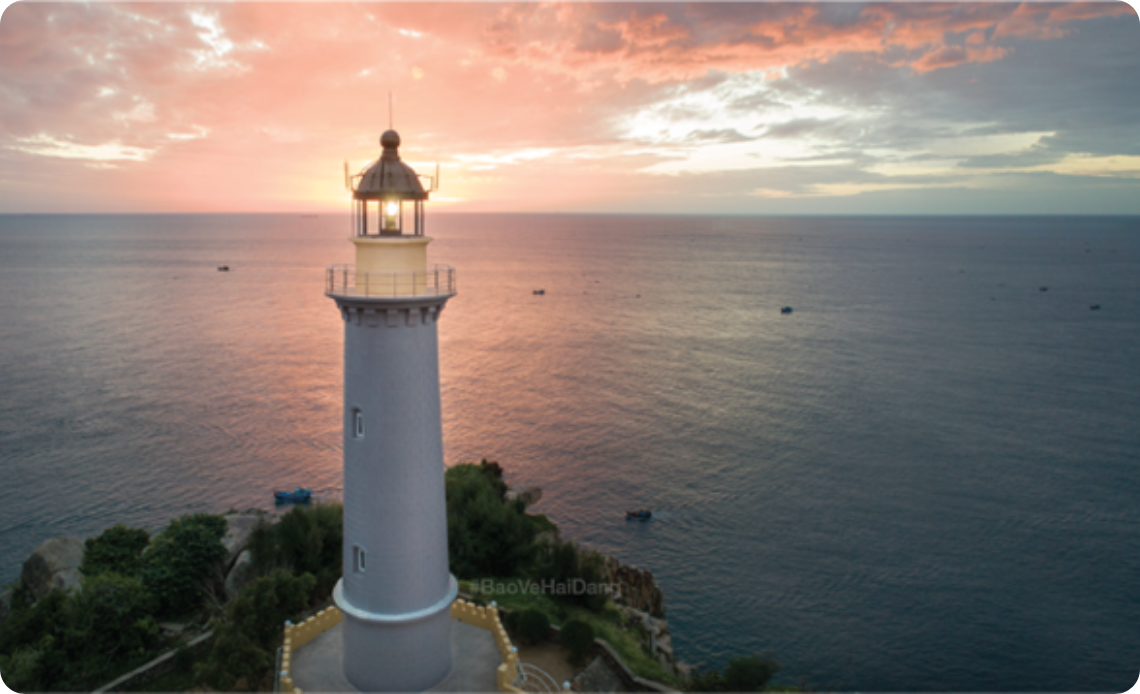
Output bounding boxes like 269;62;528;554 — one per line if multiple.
275;487;312;503
781;306;793;314
626;509;652;520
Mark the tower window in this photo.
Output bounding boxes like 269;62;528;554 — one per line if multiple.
354;545;366;573
353;409;364;438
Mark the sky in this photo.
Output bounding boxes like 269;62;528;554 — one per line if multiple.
0;1;1137;214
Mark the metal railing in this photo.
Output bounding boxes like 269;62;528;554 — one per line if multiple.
514;662;563;693
325;263;456;299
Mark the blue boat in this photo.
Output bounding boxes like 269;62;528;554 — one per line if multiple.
626;509;652;520
275;487;312;503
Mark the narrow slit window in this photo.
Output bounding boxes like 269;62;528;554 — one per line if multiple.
353;409;364;438
354;545;366;573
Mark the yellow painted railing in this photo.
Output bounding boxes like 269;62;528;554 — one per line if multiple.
279;607;343;694
450;599;523;693
278;600;522;694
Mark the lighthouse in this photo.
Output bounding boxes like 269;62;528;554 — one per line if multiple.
326;129;456;692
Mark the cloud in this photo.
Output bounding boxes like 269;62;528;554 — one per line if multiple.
7;134;154;162
0;2;1135;213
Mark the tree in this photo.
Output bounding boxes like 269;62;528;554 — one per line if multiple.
140;513;228;617
685;653;781;692
560;620;595;665
513;608;551;646
197;569;316;690
247;504;343;599
446;464;536;578
81;525;151;578
724;653;780;692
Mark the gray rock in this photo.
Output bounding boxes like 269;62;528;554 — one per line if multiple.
675;662;694;682
222;513;270;569
21;536;85;601
504;486;543;508
224;550;257;601
573;656;624;693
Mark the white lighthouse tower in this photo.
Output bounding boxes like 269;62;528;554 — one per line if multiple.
326;129;457;692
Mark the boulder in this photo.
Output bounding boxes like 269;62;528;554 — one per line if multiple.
505;486;543;508
224;550;257;601
222;511;274;569
675;661;694;682
21;536;85;601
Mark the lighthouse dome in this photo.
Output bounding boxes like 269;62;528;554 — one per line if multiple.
353;130;428;201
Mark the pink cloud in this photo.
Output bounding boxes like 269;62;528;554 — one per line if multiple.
0;2;1131;212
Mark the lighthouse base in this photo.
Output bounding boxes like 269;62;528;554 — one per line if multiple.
333;578;458;692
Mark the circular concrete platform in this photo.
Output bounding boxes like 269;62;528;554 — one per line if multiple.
289;619;501;693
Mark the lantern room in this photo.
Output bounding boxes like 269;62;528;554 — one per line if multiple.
348;129;435;237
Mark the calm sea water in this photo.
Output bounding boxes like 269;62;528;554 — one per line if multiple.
1;213;1138;691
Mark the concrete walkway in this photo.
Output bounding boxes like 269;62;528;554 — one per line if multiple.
290;619;501;693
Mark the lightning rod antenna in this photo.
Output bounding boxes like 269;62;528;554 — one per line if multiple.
388;92;393;130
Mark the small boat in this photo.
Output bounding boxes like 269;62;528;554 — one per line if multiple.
780;306;793;315
1039;286;1048;292
626;509;652;520
1090;304;1101;311
275;487;312;503
533;289;545;295
218;265;230;272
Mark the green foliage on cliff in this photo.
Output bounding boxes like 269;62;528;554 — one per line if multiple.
81;525;151;579
685;653;781;692
247;503;343;599
446;463;536;578
560;619;595;665
0;574;159;692
140;514;228;618
196;569;316;691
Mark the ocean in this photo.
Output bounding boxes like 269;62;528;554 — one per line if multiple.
0;213;1137;691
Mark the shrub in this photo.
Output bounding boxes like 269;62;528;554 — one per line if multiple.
0;575;161;691
560;619;595;665
684;653;780;692
65;573;159;663
247;504;343;599
724;654;780;692
446;463;536;578
197;569;316;690
538;540;608;611
81;525;151;578
513;608;551;646
0;589;67;691
140;513;228;617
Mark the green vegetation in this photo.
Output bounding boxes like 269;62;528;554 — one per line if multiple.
506;608;550;646
81;525;151;578
446;461;536;578
2;461;738;691
685;653;781;692
196;570;316;691
140;514;228;618
247;502;343;599
0;508;334;692
0;572;161;690
559;619;595;665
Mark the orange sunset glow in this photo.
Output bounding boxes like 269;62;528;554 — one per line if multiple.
1;1;1138;214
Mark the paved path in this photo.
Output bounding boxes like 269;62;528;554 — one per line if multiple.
290;619;501;693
